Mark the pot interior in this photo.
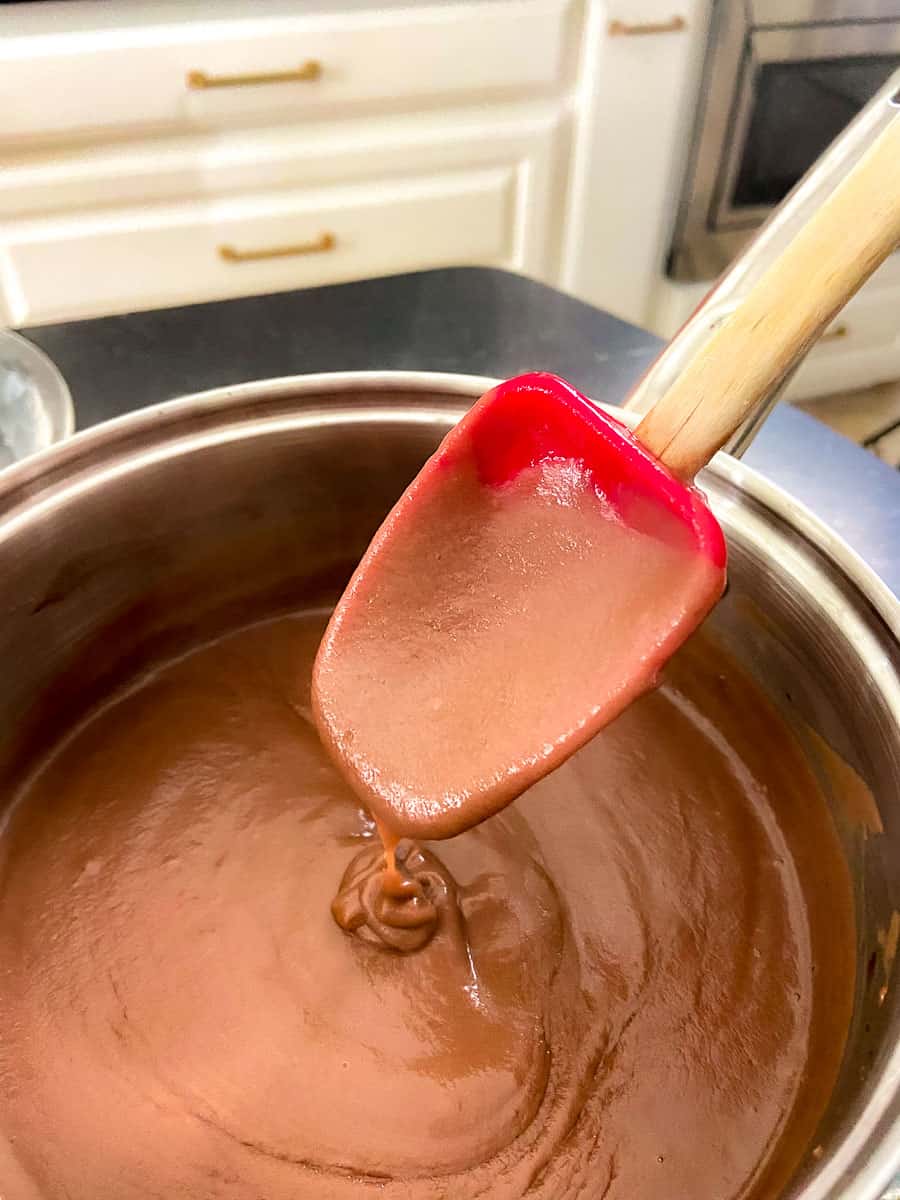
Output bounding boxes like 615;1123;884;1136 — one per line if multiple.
0;376;898;1198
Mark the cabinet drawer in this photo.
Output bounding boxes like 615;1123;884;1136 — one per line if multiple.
4;168;516;325
1;0;575;145
785;279;900;401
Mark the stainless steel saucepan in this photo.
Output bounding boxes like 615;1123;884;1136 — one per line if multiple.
0;371;897;1198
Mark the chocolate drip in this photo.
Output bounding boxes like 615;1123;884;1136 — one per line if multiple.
332;840;453;953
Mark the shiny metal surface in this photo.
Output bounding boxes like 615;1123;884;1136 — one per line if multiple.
630;68;900;457
0;371;898;1198
669;4;900;282
0;330;74;466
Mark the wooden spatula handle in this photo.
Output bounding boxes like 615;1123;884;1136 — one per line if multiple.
637;111;900;481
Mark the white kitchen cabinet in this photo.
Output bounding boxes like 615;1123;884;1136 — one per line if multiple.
1;109;565;325
0;105;565;222
6;0;894;407
4;172;513;325
560;0;708;326
1;0;712;330
0;0;576;325
0;0;577;144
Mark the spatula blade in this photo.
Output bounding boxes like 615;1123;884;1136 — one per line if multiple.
313;373;726;839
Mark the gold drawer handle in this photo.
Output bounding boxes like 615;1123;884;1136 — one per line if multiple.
608;15;686;36
821;324;849;342
219;232;336;263
187;60;322;90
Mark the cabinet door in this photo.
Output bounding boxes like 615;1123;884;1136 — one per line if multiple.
561;0;703;326
0;0;575;145
6;173;510;325
1;111;565;325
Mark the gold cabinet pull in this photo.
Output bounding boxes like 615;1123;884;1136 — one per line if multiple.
608;16;686;36
187;60;321;90
821;323;849;342
219;232;336;263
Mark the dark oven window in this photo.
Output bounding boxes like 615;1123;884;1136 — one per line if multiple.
732;55;900;209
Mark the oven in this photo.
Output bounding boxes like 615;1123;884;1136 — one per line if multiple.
668;0;900;281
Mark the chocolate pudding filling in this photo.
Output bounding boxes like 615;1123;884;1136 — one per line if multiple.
0;611;853;1199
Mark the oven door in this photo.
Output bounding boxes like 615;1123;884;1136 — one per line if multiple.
669;1;900;282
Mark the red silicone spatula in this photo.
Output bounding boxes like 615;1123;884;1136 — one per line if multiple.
313;112;900;843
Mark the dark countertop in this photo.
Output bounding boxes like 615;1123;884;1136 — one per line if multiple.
20;266;900;598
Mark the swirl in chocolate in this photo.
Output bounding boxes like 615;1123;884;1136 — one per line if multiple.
332;839;448;952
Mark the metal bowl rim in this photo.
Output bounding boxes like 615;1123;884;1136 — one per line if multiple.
1;368;895;638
